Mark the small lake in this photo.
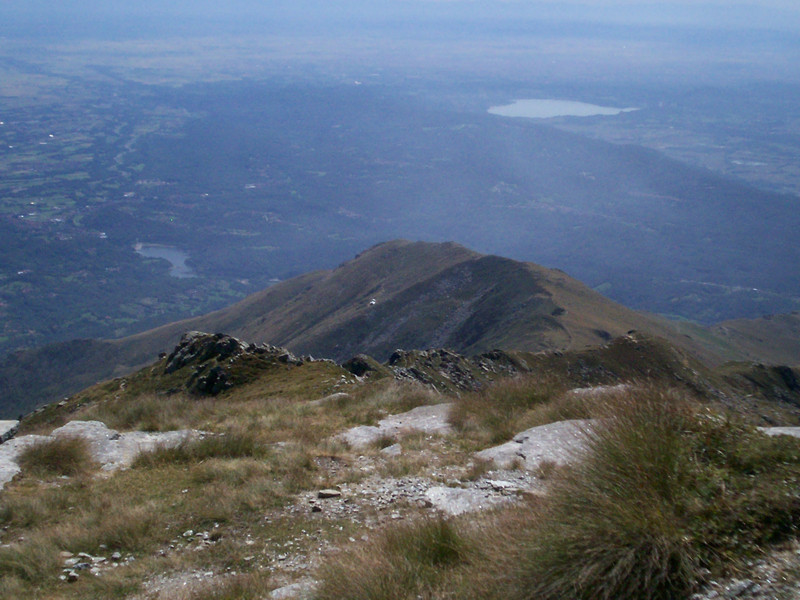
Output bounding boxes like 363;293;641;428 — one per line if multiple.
488;99;638;119
134;243;195;278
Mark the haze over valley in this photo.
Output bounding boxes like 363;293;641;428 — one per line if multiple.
1;0;799;364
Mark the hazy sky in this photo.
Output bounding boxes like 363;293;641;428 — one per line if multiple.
4;0;800;36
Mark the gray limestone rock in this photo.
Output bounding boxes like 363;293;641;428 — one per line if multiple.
0;420;200;491
269;579;317;599
475;419;591;471
339;403;453;448
759;427;800;439
424;486;511;516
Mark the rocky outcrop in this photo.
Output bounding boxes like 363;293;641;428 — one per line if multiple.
164;331;305;396
385;348;527;392
342;354;386;378
165;331;251;374
0;420;18;443
424;485;513;516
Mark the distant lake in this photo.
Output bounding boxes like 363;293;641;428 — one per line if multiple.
134;243;195;278
488;99;638;119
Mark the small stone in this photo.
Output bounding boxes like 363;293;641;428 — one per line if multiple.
317;489;341;499
66;570;79;582
111;551;122;560
59;550;74;559
311;505;322;513
380;444;402;457
64;558;80;567
183;530;194;538
726;580;755;597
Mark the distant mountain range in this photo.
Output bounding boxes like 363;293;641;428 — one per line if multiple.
1;240;798;418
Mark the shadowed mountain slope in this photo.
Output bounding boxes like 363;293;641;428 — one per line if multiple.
1;240;797;417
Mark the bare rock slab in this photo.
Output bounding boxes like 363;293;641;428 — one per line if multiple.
475;419;592;471
0;434;48;491
425;486;511;516
340;403;453;448
50;421;197;472
0;420;200;491
759;427;800;439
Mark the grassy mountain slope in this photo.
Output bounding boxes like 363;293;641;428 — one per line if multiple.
711;313;800;366
126;240;720;364
1;240;797;418
6;328;800;599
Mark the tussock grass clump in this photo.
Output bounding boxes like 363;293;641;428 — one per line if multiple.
514;386;800;600
133;428;265;468
0;533;62;584
316;517;472;600
17;436;95;478
449;375;570;445
518;387;697;600
68;503;163;554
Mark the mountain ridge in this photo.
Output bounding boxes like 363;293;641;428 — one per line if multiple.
2;239;798;418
